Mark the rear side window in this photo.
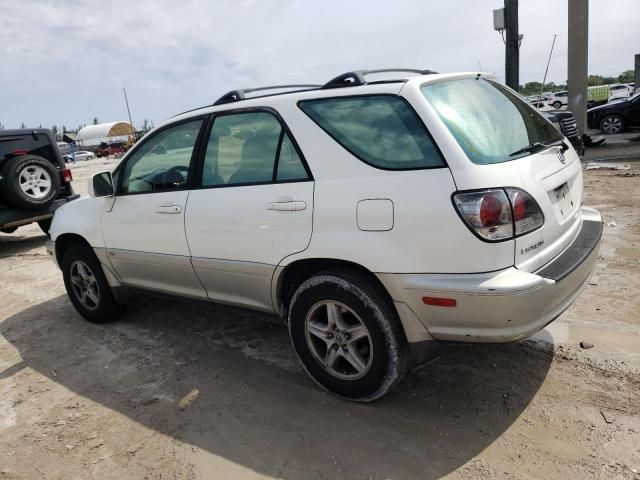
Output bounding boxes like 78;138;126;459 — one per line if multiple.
299;95;444;170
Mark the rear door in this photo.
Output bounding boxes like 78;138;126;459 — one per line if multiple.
420;77;584;272
102;118;207;298
185;109;313;311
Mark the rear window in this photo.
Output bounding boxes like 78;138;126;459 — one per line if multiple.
298;95;444;170
421;78;563;165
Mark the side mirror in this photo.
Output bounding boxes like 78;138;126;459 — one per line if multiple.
88;171;114;198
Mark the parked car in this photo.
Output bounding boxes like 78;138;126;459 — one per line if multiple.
1;129;78;235
95;142;126;158
542;110;585;156
587;90;640;134
47;70;602;401
608;83;634;102
548;91;568;109
64;150;96;162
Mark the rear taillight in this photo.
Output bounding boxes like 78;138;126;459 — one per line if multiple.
62;168;73;183
453;188;543;242
507;188;544;236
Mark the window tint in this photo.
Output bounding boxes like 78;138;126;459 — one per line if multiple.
298;95;443;170
201;111;309;187
121;120;202;194
421;79;563;165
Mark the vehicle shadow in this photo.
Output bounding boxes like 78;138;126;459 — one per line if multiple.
0;293;553;479
0;230;48;258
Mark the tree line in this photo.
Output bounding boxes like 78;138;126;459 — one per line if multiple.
519;70;635;96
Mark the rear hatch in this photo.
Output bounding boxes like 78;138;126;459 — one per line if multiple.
420;77;584;273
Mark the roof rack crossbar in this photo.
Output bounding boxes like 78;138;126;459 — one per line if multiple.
322;68;438;89
213;84;322;105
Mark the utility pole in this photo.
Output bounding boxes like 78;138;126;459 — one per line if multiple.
122;87;135;137
567;0;588;132
635;54;640;93
504;0;519;91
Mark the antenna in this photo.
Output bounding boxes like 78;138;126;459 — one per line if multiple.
538;34;558;106
123;87;135;138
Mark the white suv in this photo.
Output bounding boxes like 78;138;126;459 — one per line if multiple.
548;91;568;109
47;70;602;401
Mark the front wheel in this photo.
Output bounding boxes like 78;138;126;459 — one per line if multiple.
600;114;625;134
62;244;126;323
552;101;562;109
288;271;408;401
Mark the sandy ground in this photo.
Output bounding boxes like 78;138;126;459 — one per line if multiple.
0;141;639;480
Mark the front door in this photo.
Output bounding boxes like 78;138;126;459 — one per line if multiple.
185;110;314;311
102;118;207;299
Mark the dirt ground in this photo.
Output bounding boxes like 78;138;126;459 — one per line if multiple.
1;138;639;480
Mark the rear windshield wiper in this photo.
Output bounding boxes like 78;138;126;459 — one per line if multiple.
509;142;548;157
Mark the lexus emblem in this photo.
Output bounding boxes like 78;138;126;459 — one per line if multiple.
557;150;566;164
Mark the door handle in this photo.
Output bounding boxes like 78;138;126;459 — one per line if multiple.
267;201;306;211
156;205;183;214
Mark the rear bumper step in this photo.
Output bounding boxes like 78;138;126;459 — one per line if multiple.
537;220;603;281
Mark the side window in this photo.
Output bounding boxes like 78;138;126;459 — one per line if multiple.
201;111;309;187
298;95;444;170
276;133;307;181
121;119;202;194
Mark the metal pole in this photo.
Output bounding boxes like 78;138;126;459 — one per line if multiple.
539;34;558;102
505;0;519;90
635;54;640;93
567;0;589;132
123;87;135;137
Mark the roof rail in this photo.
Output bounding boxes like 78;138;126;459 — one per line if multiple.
213;84;322;106
322;69;438;89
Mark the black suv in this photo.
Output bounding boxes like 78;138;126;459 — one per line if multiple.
0;129;79;235
542;110;585;156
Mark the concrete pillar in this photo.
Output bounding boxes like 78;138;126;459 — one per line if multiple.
567;0;589;132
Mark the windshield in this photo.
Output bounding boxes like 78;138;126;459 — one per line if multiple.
421;78;563;165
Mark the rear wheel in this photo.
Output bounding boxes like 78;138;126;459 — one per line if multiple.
552;101;562;109
62;244;125;323
0;155;61;210
600;114;625;134
288;271;408;401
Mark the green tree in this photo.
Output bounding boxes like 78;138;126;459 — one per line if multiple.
51;125;59;139
93;117;99;125
618;70;634;83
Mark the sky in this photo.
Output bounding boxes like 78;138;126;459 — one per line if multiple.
1;0;638;130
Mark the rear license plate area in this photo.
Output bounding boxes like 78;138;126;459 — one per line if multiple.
552;182;575;218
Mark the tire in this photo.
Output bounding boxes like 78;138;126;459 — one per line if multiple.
62;243;126;323
553;101;562;109
288;271;408;401
0;155;61;210
37;218;52;235
600;114;625;134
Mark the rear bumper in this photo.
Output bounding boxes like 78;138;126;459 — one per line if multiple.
379;208;602;343
0;194;80;229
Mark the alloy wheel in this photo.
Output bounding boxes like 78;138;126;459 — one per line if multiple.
602;116;622;134
70;260;101;310
18;165;52;199
304;300;373;380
